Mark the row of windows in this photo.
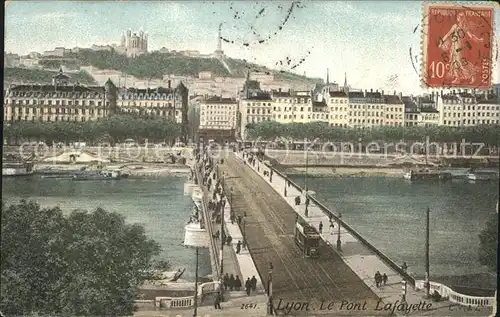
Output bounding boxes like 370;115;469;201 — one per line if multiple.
444;112;499;118
246;102;273;107
203;105;236;109
405;122;438;127
443;119;500;125
7;107;104;115
5;115;99;122
118;101;178;108
119;94;180;101
7;99;108;106
443;105;499;111
406;114;438;120
8;92;102;98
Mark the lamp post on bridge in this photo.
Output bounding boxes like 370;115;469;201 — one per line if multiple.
304;139;309;192
401;262;408;303
193;246;200;317
267;262;274;315
425;207;430;298
336;212;342;251
242;218;247;249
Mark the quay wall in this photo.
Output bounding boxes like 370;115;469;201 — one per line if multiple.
261;149;499;167
193;166;220;281
254;156;417;288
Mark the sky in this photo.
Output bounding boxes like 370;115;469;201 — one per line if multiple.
4;0;500;94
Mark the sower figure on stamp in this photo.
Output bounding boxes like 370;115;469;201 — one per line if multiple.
438;12;485;85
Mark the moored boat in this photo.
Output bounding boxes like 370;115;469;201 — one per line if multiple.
2;161;34;177
403;169;452;181
72;169;123;180
467;171;499;181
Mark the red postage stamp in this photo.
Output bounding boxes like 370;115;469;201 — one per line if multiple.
421;3;495;89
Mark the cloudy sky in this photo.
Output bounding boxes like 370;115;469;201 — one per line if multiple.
4;1;500;94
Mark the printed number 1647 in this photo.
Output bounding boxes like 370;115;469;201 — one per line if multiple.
241;303;257;309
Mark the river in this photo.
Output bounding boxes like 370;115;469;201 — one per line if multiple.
3;173;497;290
2;175;212;282
289;174;498;290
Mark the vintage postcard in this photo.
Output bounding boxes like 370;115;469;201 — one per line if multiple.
2;1;498;317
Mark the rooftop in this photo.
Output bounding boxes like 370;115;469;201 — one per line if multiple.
204;96;237;104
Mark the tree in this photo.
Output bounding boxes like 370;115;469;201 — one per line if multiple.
478;213;498;271
1;200;161;316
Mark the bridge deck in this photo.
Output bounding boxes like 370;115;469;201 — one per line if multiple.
220;154;382;314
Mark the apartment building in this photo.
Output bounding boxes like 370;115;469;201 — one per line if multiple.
198;96;238;142
3;70;117;122
437;90;500;126
116;80;188;125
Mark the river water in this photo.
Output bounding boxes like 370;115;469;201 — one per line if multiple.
2;175;212;282
3;173;497;290
289;174;498;290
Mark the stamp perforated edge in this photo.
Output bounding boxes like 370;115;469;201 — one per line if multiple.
420;1;499;91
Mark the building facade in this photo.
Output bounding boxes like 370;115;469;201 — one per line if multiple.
3;70;117;123
116;80;189;127
437;90;500;126
198;96;238;142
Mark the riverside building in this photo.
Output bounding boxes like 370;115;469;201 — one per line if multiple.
3;69;117;122
436;90;500;126
198;96;238;142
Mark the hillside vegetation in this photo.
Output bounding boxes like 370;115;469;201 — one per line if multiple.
4;68;97;85
38;49;322;84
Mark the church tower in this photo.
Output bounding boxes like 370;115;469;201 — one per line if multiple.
343;72;349;93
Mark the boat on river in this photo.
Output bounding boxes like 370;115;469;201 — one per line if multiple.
72;169;124;181
2;161;34;177
403;169;453;181
467;170;499;181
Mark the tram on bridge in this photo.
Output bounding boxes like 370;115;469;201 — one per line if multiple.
294;214;320;258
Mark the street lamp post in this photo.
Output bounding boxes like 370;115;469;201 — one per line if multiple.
220;194;225;277
242;218;247;249
230;187;233;215
304;140;309;191
267;262;274;315
401;262;408;303
336;212;342;251
193;247;199;316
425;207;430;298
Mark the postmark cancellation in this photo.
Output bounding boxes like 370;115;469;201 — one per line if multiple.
420;2;497;90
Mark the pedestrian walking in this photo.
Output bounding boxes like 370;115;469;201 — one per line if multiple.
235;275;242;291
383;273;388;285
250;276;257;291
223;273;229;290
236;240;242;254
374;271;381;287
229;274;235;291
245;277;251;296
318;221;323;234
226;235;232;246
214;291;222;309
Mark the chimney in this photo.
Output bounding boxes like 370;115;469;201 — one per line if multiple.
370;88;373;93
399;92;403;99
168;80;171;89
440;90;443;97
364;89;367;97
484;90;488;99
279;88;282;92
382;90;384;96
393;90;396;95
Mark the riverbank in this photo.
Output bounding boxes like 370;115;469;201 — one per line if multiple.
33;163;191;176
284;166;404;177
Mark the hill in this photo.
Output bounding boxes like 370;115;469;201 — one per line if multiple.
38;49;323;85
4;67;97;86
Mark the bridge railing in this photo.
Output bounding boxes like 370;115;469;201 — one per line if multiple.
194;163;220;281
259;157;416;288
415;280;495;307
150;281;221;309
